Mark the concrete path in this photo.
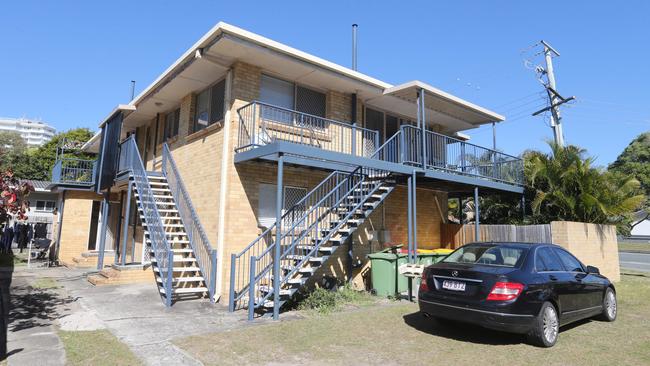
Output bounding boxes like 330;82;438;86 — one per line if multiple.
60;271;255;365
620;252;650;273
4;267;80;366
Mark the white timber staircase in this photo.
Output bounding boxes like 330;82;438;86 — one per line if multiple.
132;172;209;301
230;167;395;319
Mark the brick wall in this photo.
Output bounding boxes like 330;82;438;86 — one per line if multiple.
551;221;620;282
58;191;102;264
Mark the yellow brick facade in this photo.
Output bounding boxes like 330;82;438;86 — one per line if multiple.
69;61;448;300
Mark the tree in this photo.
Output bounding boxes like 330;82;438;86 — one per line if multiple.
526;142;645;233
0;131;28;173
608;132;650;228
10;128;95;181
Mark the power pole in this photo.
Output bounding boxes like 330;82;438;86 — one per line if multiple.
531;40;574;147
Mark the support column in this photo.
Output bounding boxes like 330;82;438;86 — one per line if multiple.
96;191;110;270
457;197;463;225
273;153;284;320
474;187;480;242
407;175;413;263
419;88;427;169
121;181;133;265
411;171;417;263
521;195;526;221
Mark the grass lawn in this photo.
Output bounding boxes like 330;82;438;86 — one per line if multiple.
59;330;142;366
175;273;650;366
31;277;59;289
619;242;650;253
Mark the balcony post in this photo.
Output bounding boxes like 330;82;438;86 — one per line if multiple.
351;123;357;156
474;187;480;241
407;173;413;301
521;195;526;221
121;181;133;265
419;88;427;169
251;103;257;146
273;153;284;320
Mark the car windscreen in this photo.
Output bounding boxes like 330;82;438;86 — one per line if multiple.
442;244;528;267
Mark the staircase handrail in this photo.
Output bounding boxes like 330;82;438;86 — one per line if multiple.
119;136;174;306
161;143;218;302
228;170;348;310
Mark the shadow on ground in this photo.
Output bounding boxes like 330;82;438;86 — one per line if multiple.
403;311;526;346
9;285;77;333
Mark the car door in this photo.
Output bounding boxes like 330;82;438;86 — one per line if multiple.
553;248;603;310
536;247;580;316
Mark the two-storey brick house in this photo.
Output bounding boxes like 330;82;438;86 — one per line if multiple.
51;22;524;319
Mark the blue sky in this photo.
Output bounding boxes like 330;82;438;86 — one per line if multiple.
1;1;648;166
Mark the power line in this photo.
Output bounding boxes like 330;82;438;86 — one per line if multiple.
493;91;544;109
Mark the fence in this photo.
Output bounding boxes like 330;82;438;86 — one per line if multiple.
441;221;620;281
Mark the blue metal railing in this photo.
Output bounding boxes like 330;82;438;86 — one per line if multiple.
119;136;174;306
51;158;96;185
401;125;525;185
236;102;524;186
161;143;218;302
228;170;349;311
236;101;380;158
235;165;390;319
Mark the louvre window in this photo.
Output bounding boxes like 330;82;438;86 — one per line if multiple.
193;79;226;132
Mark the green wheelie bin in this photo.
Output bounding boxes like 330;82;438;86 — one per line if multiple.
368;246;408;297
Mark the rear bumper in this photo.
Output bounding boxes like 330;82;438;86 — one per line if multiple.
418;298;535;334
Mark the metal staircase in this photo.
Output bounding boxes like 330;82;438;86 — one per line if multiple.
229;166;395;319
119;136;216;306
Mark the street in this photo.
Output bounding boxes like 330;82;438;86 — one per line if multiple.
619;252;650;273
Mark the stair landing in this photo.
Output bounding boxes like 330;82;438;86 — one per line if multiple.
87;264;155;286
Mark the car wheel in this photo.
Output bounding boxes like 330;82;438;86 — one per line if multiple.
528;301;559;347
599;287;617;322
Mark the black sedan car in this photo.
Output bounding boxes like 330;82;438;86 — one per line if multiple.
418;242;617;347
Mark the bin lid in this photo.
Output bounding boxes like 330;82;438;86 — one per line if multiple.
431;248;454;255
368;252;408;260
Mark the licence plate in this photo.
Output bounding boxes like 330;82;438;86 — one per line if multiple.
442;280;466;292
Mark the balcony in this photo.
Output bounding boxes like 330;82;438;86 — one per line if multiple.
236;101;524;191
51;158;96;186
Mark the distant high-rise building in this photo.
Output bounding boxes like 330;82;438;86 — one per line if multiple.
0;117;56;146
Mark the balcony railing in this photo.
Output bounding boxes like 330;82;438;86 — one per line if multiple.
51;158;96;185
236;101;524;186
236;101;380;158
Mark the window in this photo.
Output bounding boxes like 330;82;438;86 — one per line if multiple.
193;79;226;132
259;75;326;125
35;200;55;212
257;183;307;228
536;247;565;272
553;248;585;272
442;244;527;267
164;108;180;139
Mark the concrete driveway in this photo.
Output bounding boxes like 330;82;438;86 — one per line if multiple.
619;252;650;273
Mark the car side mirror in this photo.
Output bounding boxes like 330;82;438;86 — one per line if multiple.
586;265;600;274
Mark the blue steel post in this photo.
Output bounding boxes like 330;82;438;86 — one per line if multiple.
229;253;237;312
351;123;357;156
96;192;110;270
474;187;480;241
521;195;526;221
400;125;405;163
166;250;173;307
412;171;417;263
248;256;257;321
273;153;284;320
420;88;427;170
121;181;132;265
407;175;413;263
210;249;218;303
251;103;257;146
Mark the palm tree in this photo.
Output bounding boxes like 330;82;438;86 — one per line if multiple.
526;142;645;230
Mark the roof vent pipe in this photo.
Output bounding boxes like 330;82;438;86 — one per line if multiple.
352;24;358;71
